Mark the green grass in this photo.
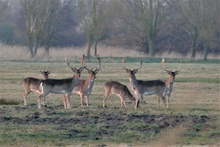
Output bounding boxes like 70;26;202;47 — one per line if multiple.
0;57;219;146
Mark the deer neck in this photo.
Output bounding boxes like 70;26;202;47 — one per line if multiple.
86;76;94;89
129;75;139;91
165;75;174;89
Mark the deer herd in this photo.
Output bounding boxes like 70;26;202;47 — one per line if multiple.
22;55;181;110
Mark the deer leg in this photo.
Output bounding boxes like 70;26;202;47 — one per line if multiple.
134;98;139;110
41;97;45;107
103;96;106;108
121;96;126;108
23;90;31;106
118;95;126;108
103;94;108;108
63;95;67;109
119;96;123;107
158;96;160;108
38;95;43;109
38;90;50;109
167;95;170;109
85;95;89;107
162;96;167;109
66;94;71;109
80;94;84;107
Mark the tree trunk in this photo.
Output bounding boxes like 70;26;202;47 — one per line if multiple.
148;38;155;57
44;44;50;57
191;39;196;59
29;46;35;58
94;39;99;56
191;27;198;59
33;44;38;56
86;42;93;61
203;43;209;60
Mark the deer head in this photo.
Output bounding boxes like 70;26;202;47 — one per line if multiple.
161;58;181;79
65;58;85;78
122;58;142;78
84;57;101;80
40;63;53;79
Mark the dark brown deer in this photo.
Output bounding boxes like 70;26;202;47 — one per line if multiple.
37;58;85;109
122;59;165;105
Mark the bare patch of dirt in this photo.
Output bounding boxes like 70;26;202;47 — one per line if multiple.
0;105;210;129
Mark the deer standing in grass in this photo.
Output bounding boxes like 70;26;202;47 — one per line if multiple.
122;58;181;109
103;81;139;110
38;59;84;109
71;57;101;107
22;66;52;106
122;59;165;106
160;58;181;108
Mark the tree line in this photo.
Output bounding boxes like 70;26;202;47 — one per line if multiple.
0;0;219;60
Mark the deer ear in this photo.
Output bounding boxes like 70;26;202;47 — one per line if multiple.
175;71;179;75
167;70;171;75
126;69;130;73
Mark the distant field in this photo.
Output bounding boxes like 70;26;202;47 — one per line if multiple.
1;43;220;61
0;56;219;146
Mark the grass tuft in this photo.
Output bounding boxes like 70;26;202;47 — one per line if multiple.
0;99;19;105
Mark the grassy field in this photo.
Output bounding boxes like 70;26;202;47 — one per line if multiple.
0;55;219;146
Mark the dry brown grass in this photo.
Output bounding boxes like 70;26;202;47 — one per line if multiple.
0;43;219;60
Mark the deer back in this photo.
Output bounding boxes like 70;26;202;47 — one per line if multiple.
23;77;42;92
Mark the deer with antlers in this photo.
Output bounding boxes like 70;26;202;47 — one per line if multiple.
122;59;167;108
37;58;85;109
71;57;101;107
122;58;181;109
160;58;181;108
22;65;53;106
103;81;139;110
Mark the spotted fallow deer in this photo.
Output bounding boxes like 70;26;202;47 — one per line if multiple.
103;81;139;110
22;65;52;106
38;58;84;109
159;58;181;108
122;59;168;108
122;58;181;109
71;57;101;107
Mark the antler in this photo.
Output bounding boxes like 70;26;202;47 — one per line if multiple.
40;63;53;74
94;57;101;72
134;61;142;71
84;57;101;74
122;58;142;72
65;57;76;71
121;57;128;70
177;59;182;72
161;58;182;72
161;58;170;72
48;63;53;73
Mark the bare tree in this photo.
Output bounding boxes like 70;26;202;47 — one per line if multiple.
117;0;167;56
41;0;72;57
20;0;42;57
20;0;72;58
172;0;219;60
78;0;111;60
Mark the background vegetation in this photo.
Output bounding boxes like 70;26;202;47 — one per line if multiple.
0;0;219;60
